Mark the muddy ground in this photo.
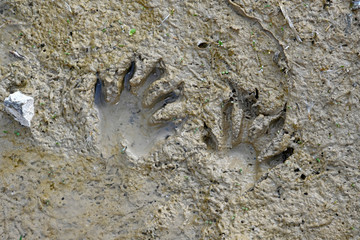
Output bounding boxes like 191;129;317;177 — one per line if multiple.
0;0;359;239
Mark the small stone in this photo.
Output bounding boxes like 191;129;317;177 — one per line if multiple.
4;91;34;127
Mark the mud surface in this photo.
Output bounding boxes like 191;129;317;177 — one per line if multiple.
0;0;359;239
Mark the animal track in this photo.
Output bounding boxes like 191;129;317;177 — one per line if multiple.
95;56;184;157
94;55;293;167
203;79;294;165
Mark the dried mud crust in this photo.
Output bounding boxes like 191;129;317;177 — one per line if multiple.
1;0;360;239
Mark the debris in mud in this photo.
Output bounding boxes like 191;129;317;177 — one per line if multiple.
4;91;34;127
280;5;302;42
352;1;360;10
9;50;26;60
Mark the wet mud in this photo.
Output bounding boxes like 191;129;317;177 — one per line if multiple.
96;62;181;157
0;0;359;239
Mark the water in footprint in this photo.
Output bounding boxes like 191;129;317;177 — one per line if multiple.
95;65;178;158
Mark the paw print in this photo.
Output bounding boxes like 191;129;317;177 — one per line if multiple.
128;56;185;125
95;55;184;157
202;78;294;164
94;54;293;165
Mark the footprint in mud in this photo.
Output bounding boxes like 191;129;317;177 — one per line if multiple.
94;55;293;180
203;79;294;178
95;57;183;157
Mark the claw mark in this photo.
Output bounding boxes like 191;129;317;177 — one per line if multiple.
94;72;105;106
162;91;179;106
124;61;136;91
203;123;218;150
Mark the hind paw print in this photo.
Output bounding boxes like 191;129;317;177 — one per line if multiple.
203;80;294;163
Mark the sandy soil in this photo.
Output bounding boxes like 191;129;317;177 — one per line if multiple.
0;0;359;239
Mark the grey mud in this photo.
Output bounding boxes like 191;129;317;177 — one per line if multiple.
95;60;181;157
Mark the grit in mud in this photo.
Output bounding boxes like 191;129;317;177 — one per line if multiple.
0;0;359;239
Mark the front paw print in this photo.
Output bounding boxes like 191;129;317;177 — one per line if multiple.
95;55;184;157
